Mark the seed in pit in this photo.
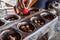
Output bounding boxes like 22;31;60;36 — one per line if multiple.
28;30;32;32
40;22;44;25
37;23;39;25
26;25;29;28
34;20;38;24
21;26;25;29
9;35;16;40
19;23;35;33
34;20;40;25
38;20;40;23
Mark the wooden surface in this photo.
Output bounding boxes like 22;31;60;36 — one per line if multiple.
29;0;37;7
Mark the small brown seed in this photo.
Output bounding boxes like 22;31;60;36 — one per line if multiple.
38;20;40;23
11;18;15;20
29;30;32;32
21;26;25;29
41;22;44;25
26;25;29;28
9;19;11;21
37;23;40;25
34;20;38;23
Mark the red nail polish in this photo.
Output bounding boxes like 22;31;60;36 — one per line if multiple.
22;8;29;15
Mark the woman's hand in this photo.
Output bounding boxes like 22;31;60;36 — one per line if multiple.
14;0;32;15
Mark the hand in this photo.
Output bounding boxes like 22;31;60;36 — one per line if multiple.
14;0;32;15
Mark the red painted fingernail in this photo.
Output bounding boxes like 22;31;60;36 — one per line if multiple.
22;8;29;15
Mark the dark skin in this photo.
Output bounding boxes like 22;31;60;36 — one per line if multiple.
14;0;31;15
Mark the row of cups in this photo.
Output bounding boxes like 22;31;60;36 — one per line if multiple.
0;8;41;28
0;10;56;27
0;10;56;40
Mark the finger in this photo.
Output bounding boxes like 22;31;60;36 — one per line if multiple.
21;0;25;8
16;0;23;9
